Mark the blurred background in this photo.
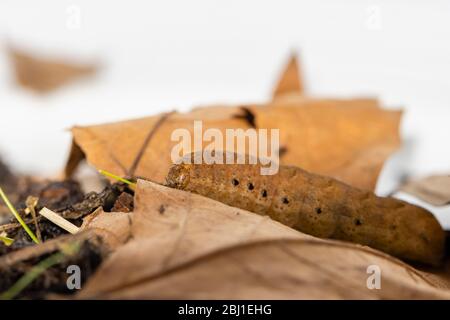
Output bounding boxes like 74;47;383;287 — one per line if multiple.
0;0;449;197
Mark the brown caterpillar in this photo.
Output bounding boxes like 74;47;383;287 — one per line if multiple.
166;152;446;266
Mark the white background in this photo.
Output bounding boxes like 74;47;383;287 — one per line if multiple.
0;0;449;200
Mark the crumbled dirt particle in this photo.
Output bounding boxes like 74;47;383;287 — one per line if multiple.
112;192;134;213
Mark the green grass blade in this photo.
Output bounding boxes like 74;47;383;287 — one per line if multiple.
0;235;14;246
0;187;39;244
0;241;81;300
0;252;65;300
98;169;136;188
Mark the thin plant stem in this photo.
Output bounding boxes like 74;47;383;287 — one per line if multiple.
0;241;81;300
0;252;65;300
98;169;136;189
0;235;14;246
0;187;39;244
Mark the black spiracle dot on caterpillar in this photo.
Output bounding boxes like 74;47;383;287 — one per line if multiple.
282;197;289;204
247;182;254;191
261;189;267;198
231;178;239;186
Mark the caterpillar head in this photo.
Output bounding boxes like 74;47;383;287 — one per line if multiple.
165;163;191;190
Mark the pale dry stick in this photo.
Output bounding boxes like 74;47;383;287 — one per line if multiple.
39;207;80;234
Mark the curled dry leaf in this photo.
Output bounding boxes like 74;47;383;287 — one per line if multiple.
66;100;401;191
272;53;303;99
399;175;450;206
76;180;450;299
8;47;97;93
254;100;401;190
80;207;132;249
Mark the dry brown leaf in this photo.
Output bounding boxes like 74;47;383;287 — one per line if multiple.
253;101;401;189
74;180;450;299
272;53;303;99
80;207;132;249
8;47;97;93
66;101;401;191
399;175;450;206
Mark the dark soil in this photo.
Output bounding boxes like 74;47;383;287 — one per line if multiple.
1;180;134;255
0;237;106;299
0;154;139;299
112;192;134;213
0;171;135;298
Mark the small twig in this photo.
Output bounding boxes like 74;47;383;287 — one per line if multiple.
0;187;39;244
127;111;175;176
39;207;80;234
26;196;42;242
0;216;44;233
